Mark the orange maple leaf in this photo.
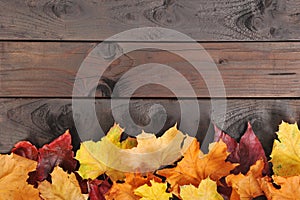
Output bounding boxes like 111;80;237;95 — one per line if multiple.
260;175;300;200
105;182;140;200
157;139;237;194
226;159;264;200
125;172;162;188
105;173;162;200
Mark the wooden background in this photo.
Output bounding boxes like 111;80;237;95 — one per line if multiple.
1;0;300;160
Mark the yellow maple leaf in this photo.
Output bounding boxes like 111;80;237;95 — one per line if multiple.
76;124;190;180
180;177;223;200
75;123;138;181
0;153;40;200
270;121;300;176
75;139;125;181
38;166;86;200
122;124;189;172
157;139;237;193
105;123;137;149
260;175;300;200
226;159;264;200
134;180;172;200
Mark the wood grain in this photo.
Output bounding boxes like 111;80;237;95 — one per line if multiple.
1;98;300;156
1;0;300;41
1;42;300;97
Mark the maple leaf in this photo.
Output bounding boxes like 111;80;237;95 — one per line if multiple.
157;139;237;194
270;121;300;176
105;123;137;149
88;179;112;200
76;124;189;180
75;140;125;181
38;166;86;200
125;172;162;188
214;122;269;175
76;123;139;181
105;182;140;200
260;175;300;200
0;154;40;199
134;180;172;200
226;159;264;199
180;177;223;200
105;173;162;200
28;130;77;186
12;141;38;161
74;172;89;194
121;124;189;172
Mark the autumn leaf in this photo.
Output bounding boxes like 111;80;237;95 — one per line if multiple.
180;177;223;200
88;179;112;200
260;175;300;200
105;173;162;200
121;124;189;172
125;172;162;188
134;180;172;200
76;124;189;180
157;139;203;191
28;130;77;186
0;154;40;200
226;159;264;199
105;182;140;200
38;166;86;200
214;122;269;175
105;123;137;149
76;123;139;181
270;121;300;176
75;140;125;181
157;139;237;194
12;141;38;161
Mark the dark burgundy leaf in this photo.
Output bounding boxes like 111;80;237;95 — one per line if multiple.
214;122;269;175
214;125;239;163
89;179;112;200
217;177;231;200
237;122;269;175
12;141;38;161
28;130;77;186
75;172;88;194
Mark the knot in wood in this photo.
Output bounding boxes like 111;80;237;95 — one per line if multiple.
49;0;83;20
146;0;183;27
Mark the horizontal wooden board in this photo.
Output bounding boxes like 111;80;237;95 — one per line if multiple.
1;42;300;97
1;98;300;156
1;0;300;41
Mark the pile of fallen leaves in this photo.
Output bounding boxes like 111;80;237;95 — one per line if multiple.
1;121;300;199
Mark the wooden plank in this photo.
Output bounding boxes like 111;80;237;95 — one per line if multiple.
1;98;300;156
1;42;300;97
1;0;300;41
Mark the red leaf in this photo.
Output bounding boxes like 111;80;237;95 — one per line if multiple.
214;126;239;163
75;172;89;194
28;130;77;186
12;141;38;161
214;122;269;175
89;179;112;200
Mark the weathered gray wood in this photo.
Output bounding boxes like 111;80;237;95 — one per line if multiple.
1;98;300;156
1;0;300;41
1;42;300;97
